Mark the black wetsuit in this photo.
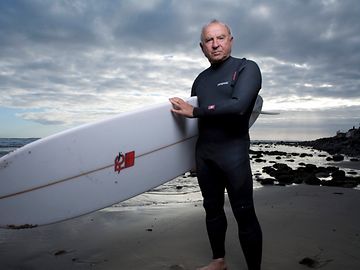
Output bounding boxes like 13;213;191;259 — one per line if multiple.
191;56;263;270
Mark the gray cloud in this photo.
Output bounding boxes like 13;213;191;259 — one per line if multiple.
0;0;359;139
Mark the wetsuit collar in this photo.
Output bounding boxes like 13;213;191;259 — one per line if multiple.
210;55;232;69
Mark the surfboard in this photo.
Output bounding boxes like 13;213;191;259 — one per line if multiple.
0;95;263;229
249;95;263;127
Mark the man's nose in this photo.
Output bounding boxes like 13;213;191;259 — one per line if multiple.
212;39;219;49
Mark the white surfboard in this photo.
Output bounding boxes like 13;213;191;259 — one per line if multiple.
0;96;263;229
249;95;263;126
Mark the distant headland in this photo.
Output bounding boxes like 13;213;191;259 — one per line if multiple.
299;125;360;157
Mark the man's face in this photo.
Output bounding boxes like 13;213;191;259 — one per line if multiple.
200;23;233;64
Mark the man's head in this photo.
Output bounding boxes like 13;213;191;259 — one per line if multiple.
200;20;233;64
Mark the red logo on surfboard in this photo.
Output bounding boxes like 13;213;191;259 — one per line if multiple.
114;151;135;173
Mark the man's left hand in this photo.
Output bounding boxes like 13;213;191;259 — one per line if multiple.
169;97;194;118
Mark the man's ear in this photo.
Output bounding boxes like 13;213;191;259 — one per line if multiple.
199;42;204;52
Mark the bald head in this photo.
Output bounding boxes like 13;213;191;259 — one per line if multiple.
200;19;232;44
199;20;234;64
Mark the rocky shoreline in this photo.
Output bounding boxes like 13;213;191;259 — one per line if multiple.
256;158;360;188
250;128;360;188
297;126;360;157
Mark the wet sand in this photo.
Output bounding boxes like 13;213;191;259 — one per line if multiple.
326;160;360;170
0;184;359;270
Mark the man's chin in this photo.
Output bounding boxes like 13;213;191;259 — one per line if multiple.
209;55;229;64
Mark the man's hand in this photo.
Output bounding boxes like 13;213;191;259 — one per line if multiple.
169;97;194;118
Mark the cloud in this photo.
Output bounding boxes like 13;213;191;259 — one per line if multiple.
0;0;359;139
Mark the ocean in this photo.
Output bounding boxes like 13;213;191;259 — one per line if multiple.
0;138;38;157
1;138;358;209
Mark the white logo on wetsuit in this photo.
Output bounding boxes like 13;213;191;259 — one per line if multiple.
217;81;229;87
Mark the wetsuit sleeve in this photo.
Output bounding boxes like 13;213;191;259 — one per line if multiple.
191;76;199;97
193;60;261;117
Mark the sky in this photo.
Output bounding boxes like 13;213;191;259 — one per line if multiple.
0;0;359;141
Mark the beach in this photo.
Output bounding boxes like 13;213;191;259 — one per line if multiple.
1;184;359;270
1;139;360;270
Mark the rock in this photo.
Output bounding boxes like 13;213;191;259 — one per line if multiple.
303;164;317;173
299;257;318;268
332;154;344;161
332;170;346;180
275;174;294;185
300;153;312;157
298;162;306;166
326;166;339;173
54;250;67;256
315;171;330;178
273;163;292;171
262;166;276;175
304;175;321;185
260;178;275;185
189;170;197;177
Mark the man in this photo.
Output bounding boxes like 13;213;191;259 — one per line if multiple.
169;20;262;270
